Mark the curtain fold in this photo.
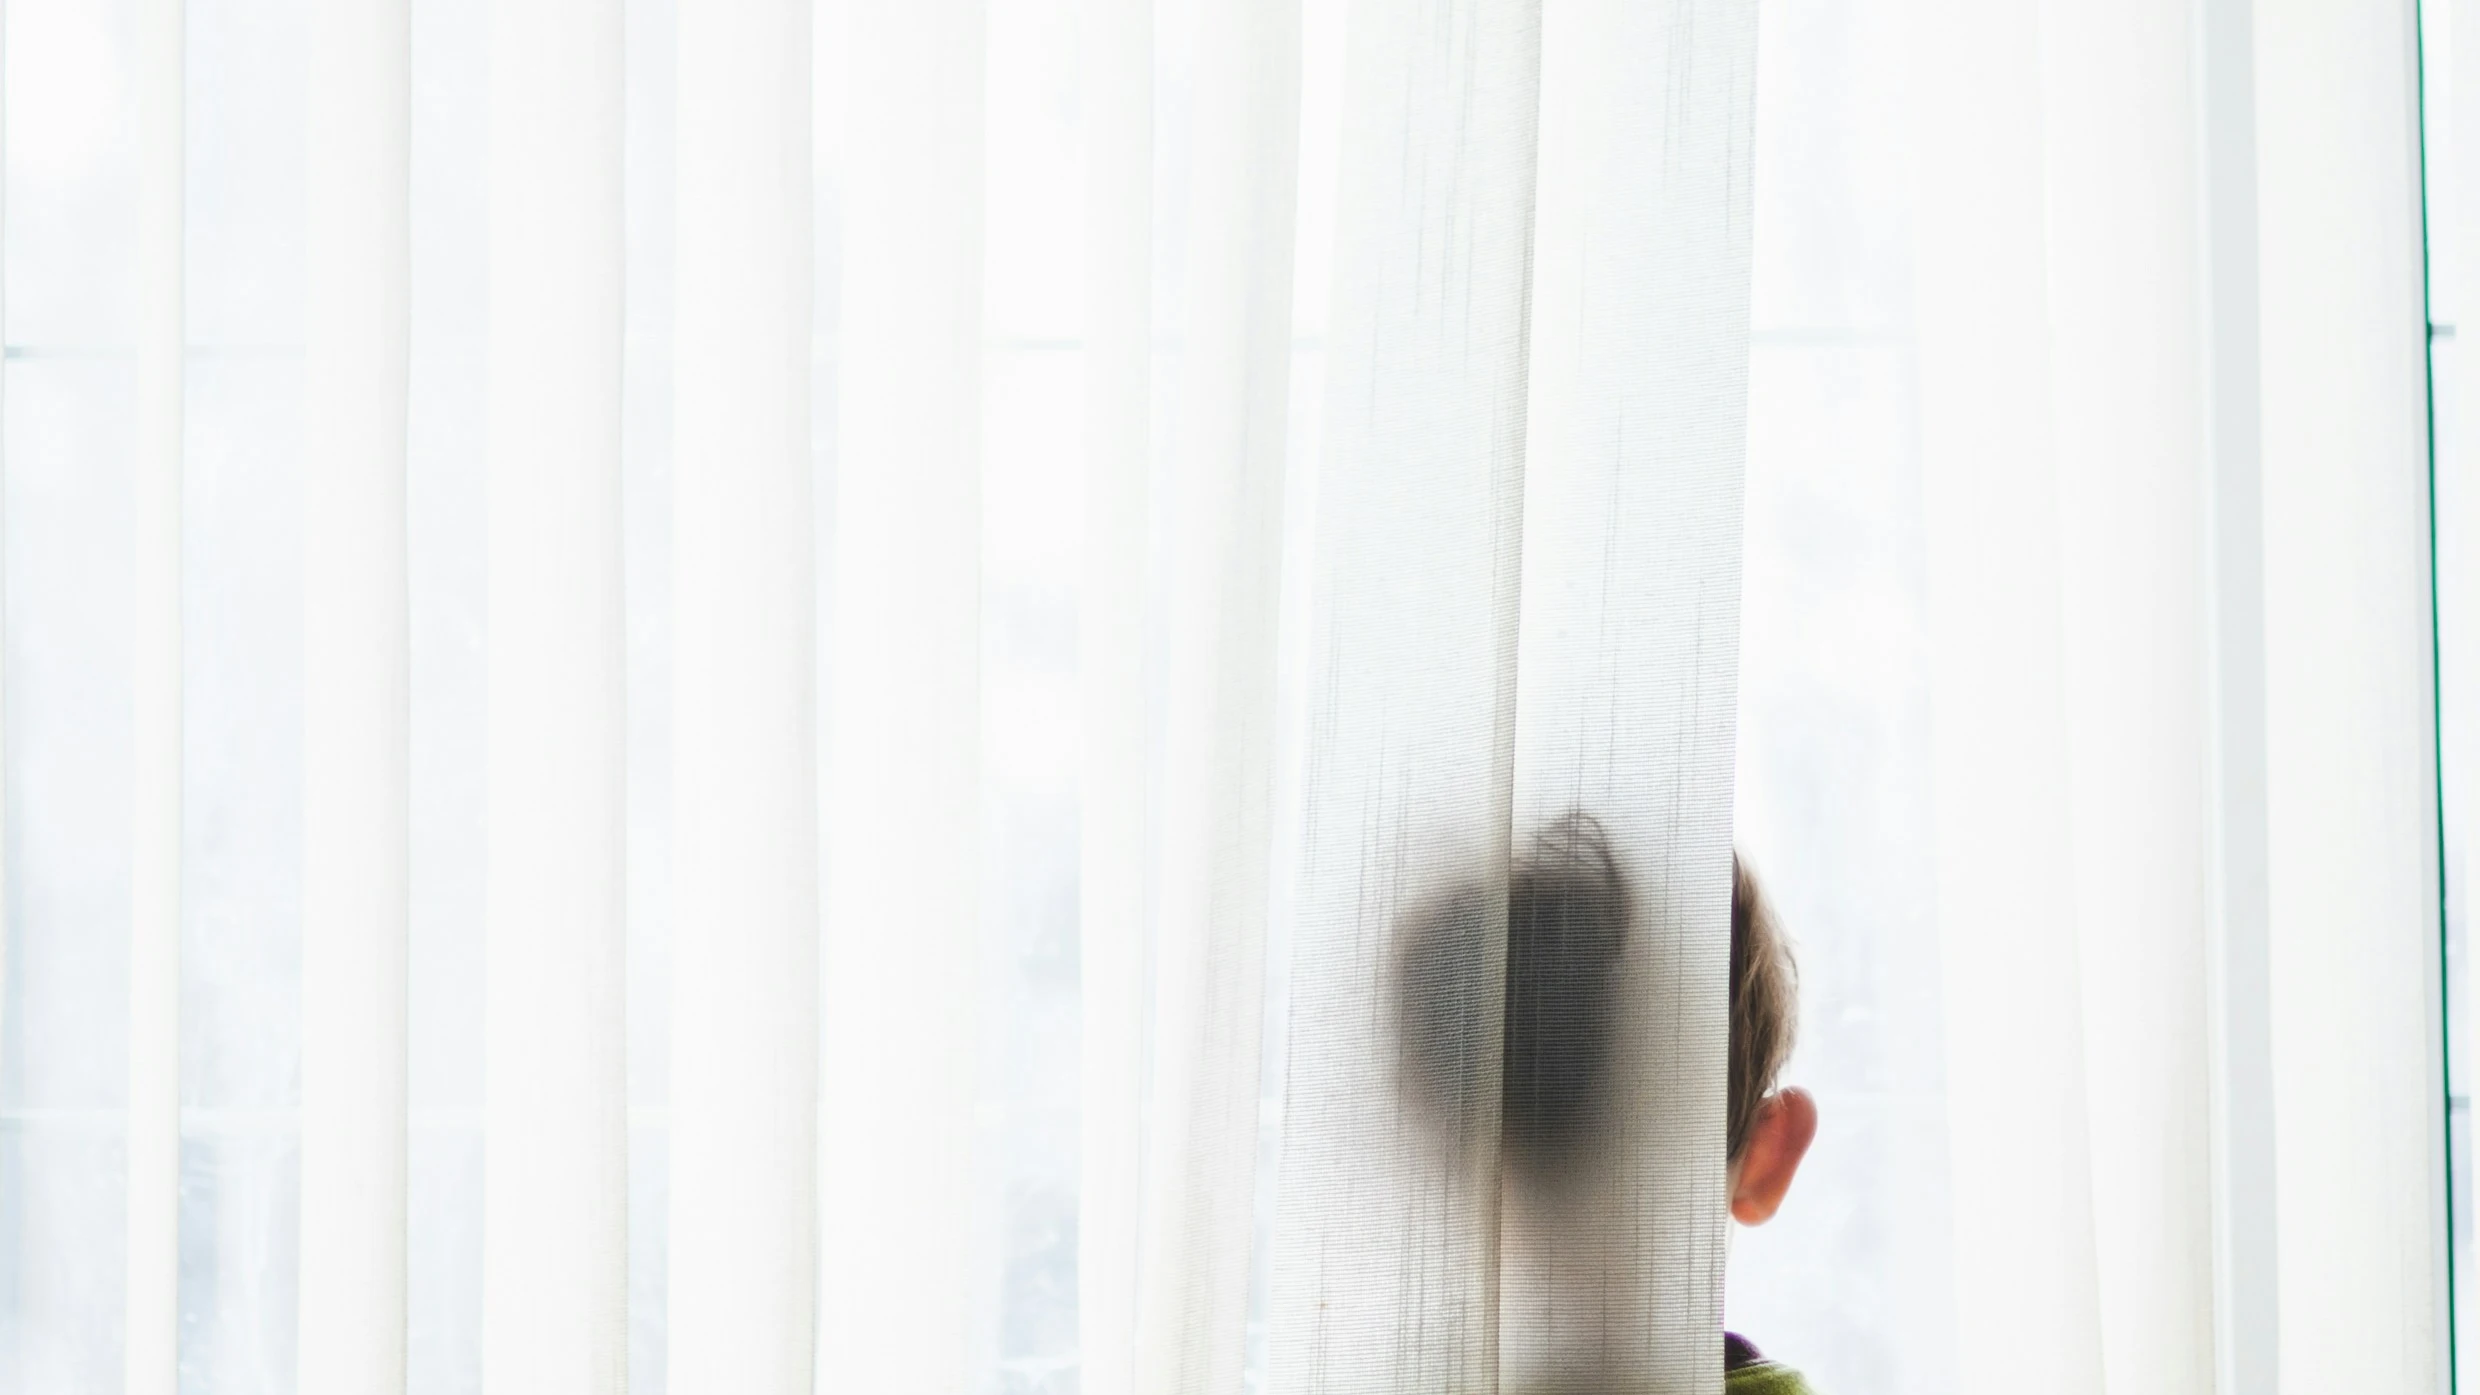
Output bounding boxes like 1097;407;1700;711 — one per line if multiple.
816;0;987;1389
481;1;631;1391
1076;0;1155;1391
1264;0;1540;1389
299;2;415;1392
126;0;187;1391
2039;2;2218;1386
1498;2;1756;1387
2254;0;2443;1385
1906;0;2110;1387
1130;2;1303;1391
1262;0;1762;1385
667;1;820;1392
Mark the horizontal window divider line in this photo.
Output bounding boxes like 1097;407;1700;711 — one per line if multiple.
3;343;308;360
1748;326;1911;347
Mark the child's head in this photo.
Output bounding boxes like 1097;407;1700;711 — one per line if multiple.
1726;854;1815;1225
1393;815;1816;1222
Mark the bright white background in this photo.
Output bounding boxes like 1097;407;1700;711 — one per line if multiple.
1726;0;1954;1386
0;1;2459;1394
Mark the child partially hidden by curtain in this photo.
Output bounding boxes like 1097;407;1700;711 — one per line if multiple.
1395;814;1820;1394
1716;851;1820;1393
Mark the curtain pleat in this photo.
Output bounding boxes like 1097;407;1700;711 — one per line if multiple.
1130;1;1301;1391
2197;1;2283;1385
666;1;820;1391
1076;0;1154;1390
126;0;187;1390
1268;0;1757;1387
2038;2;2218;1387
667;0;823;1383
2254;0;2443;1385
1497;0;1755;1387
816;0;987;1388
481;0;630;1390
1259;0;1765;1380
299;1;415;1392
1264;0;1539;1391
1908;0;2232;1383
1906;0;2107;1388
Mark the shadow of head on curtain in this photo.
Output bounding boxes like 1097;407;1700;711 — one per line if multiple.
1391;809;1642;1201
1389;809;1782;1220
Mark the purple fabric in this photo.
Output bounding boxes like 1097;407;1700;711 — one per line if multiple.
1725;1332;1763;1373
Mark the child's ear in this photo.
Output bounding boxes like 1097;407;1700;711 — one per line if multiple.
1728;1087;1817;1225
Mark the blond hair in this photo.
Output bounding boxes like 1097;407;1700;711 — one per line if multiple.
1728;854;1798;1160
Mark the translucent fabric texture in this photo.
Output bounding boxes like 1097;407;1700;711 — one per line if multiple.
1269;0;1753;1392
0;0;1758;1393
1898;0;2442;1389
1726;0;2448;1391
0;0;2458;1393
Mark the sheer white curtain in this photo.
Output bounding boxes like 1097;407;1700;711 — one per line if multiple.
1725;0;2449;1391
1895;0;2440;1391
0;0;1760;1393
0;0;2458;1393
